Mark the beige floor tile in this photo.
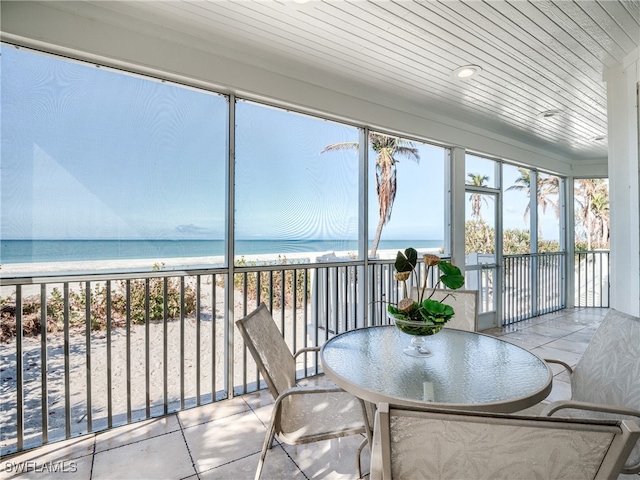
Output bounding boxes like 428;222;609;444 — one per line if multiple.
522;323;576;338
183;410;267;473
198;446;304;480
92;431;195;480
93;415;181;453
282;435;367;479
177;396;251;428
544;336;591;355
529;344;583;368
561;328;600;343
498;337;538;352
545;377;572;403
534;319;589;333
0;435;95;480
249;403;276;429
481;327;505;337
241;389;275;410
497;333;552;351
1;453;94;480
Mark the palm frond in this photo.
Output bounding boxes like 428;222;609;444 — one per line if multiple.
320;142;359;154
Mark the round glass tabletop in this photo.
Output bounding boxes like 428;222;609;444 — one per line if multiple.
320;325;552;412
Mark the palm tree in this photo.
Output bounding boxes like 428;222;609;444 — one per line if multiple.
466;173;489;219
575;179;609;249
591;191;610;248
507;167;559;222
322;133;419;257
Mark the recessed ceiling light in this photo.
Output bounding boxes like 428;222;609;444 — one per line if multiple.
538;109;564;119
452;65;482;80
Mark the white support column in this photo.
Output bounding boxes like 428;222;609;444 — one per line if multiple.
449;147;466;269
564;175;576;309
604;49;640;316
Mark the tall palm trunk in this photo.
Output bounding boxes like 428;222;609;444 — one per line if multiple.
586;197;593;251
370;214;385;258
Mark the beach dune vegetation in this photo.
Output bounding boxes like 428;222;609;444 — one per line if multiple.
220;255;310;309
0;278;197;342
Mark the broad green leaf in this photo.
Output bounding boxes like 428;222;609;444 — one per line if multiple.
422;298;446;314
438;261;465;290
394;248;418;273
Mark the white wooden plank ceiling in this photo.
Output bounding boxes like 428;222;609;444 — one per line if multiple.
37;1;640;162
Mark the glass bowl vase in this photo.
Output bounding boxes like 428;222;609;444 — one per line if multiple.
390;315;444;357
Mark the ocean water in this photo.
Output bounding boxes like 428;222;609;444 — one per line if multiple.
0;239;443;264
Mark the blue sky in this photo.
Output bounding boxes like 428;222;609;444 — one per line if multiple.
2;45;554;245
2;46;227;240
2;46;447;243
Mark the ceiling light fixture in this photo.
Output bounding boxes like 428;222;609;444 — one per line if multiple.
538;109;564;119
592;135;607;142
452;65;482;80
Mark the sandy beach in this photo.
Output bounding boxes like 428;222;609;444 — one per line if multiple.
0;246;418;277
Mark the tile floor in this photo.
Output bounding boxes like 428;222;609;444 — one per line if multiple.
2;307;635;480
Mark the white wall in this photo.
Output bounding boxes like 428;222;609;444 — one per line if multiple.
0;0;607;178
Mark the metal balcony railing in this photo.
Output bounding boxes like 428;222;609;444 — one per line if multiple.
575;250;610;308
503;252;567;325
0;250;609;455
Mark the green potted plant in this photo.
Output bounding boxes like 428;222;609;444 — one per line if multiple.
388;247;465;355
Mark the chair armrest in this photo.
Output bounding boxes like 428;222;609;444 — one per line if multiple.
277;384;346;400
543;358;573;374
541;400;640;419
293;346;320;360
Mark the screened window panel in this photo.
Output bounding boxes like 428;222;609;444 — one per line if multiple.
1;47;228;273
234;100;359;262
367;132;446;259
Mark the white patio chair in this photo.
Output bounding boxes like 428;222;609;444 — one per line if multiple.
411;287;479;331
536;308;640;474
235;303;370;480
370;402;640;480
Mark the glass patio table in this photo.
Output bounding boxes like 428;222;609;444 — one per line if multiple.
320;325;552;413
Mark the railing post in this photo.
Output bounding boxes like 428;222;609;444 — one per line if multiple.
63;282;71;439
85;282;93;432
16;285;24;451
40;284;49;443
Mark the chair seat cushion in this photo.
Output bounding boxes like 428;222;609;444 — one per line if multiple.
278;390;365;444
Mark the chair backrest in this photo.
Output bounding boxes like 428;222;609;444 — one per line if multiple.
570;308;640;469
572;309;640;407
235;303;296;399
411;287;479;331
370;403;640;480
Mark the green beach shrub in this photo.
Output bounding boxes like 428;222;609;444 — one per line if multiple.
466;220;560;255
0;277;197;341
219;255;309;308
